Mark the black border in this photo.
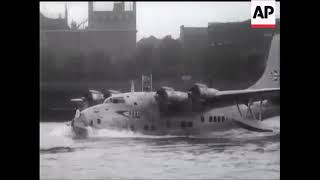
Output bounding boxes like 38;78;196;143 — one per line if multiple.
4;0;305;179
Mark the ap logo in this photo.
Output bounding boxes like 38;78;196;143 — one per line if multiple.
251;0;276;28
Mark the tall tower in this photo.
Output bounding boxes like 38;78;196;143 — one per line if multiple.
88;2;93;28
133;1;136;32
87;1;136;31
86;1;137;59
65;3;68;27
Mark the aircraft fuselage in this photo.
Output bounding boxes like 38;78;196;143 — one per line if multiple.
72;92;280;137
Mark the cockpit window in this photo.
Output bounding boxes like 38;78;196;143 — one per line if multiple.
112;97;125;104
104;97;125;104
104;98;111;103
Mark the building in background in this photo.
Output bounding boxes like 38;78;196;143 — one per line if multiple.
179;19;275;88
40;4;69;30
179;26;208;63
179;26;208;49
88;2;136;31
179;20;275;57
40;1;137;81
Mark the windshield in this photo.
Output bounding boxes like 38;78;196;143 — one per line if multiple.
104;97;126;104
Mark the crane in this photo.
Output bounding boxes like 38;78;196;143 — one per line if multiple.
71;18;88;30
77;18;88;30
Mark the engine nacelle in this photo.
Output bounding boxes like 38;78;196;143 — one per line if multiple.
84;90;105;105
156;86;189;104
190;83;219;99
102;89;121;99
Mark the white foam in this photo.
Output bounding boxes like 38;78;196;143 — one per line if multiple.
84;119;279;139
253;115;280;136
40;123;75;149
40;117;280;148
49;123;74;138
85;127;182;139
190;117;280;140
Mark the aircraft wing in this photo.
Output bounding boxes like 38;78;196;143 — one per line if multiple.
211;88;278;102
192;86;280;107
156;84;279;109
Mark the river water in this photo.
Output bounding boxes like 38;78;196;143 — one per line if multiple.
40;117;280;179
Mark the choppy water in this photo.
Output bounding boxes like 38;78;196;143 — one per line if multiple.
40;117;280;179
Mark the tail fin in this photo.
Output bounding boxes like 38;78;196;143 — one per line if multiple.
250;34;280;89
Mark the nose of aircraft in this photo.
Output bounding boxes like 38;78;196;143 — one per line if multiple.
71;110;88;138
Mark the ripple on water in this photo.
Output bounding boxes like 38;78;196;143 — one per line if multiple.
40;147;75;154
40;121;280;179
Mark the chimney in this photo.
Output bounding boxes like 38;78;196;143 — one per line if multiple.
88;2;93;29
133;2;136;13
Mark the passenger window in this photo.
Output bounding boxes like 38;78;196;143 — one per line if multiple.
217;116;220;122
214;116;217;122
130;125;135;131
97;119;101;124
188;122;193;127
151;125;156;131
181;121;186;128
144;125;149;131
209;116;212;122
201;116;204;122
222;116;225;122
166;121;171;128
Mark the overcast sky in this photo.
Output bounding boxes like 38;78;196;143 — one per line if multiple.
40;2;280;41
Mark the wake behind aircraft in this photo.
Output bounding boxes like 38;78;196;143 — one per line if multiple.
70;34;280;138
